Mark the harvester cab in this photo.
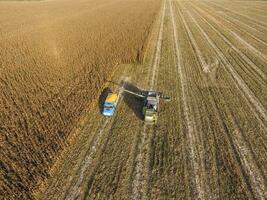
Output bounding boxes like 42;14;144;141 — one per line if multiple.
121;88;170;124
143;91;159;123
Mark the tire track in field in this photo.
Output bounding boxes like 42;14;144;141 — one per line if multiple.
187;10;267;199
131;1;166;199
230;31;267;62
199;3;267;57
65;119;111;200
179;8;210;73
214;85;266;199
210;1;267;26
149;3;165;91
40;65;128;200
189;7;267;128
132;125;150;200
197;2;267;44
126;20;158;198
148;6;186;197
170;1;205;199
191;7;267;124
178;4;213;198
206;1;267;30
207;78;266;199
220;2;267;20
41;108;113;199
190;8;267;126
179;4;226;199
215;12;264;35
191;4;267;81
81;100;139;199
78;64;147;198
178;2;224;198
235;5;267;18
201;77;263;199
64;73;128;200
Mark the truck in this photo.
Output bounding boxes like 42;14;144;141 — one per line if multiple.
102;93;119;116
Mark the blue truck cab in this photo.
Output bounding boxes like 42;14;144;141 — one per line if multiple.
102;93;118;116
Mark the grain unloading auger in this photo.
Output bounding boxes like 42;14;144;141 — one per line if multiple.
102;79;170;123
121;87;171;124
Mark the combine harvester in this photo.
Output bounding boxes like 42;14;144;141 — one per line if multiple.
102;85;170;124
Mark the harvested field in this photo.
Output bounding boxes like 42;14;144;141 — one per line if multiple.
1;0;267;200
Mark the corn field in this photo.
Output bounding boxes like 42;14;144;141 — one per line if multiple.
0;0;160;199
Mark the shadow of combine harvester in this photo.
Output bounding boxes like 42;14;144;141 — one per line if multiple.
121;80;144;120
98;87;112;113
99;79;144;119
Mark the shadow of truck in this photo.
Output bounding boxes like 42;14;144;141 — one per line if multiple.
98;87;112;114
